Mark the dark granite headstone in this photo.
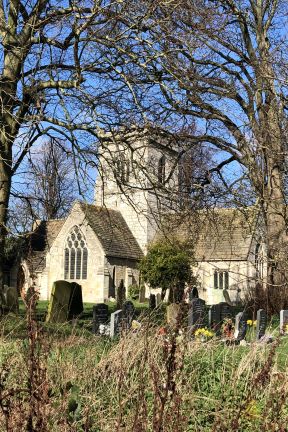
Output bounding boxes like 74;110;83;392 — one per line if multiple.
280;310;288;335
188;298;205;332
208;304;221;332
256;309;267;340
149;294;156;309
122;300;135;328
219;302;233;322
234;312;248;341
92;303;109;334
189;287;199;302
110;309;123;338
68;282;83;319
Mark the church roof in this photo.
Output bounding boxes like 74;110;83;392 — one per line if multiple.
160;207;258;261
79;203;143;260
26;219;65;272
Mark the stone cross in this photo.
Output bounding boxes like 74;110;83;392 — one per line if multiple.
110;309;123;338
188;298;205;333
92;303;109;334
256;309;267;340
280;310;288;335
234;312;248;341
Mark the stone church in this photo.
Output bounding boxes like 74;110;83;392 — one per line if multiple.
11;128;266;305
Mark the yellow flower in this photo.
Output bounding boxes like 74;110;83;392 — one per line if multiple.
253;320;257;327
247;320;253;326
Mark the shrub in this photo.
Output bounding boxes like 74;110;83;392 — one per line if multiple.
128;284;140;300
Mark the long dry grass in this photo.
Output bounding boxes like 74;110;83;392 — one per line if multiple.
1;312;288;431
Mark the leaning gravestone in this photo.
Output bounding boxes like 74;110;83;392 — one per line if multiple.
189;287;199;302
149;294;156;310
234;312;248;342
188;298;205;333
110;309;123;338
122;300;136;328
256;309;267;340
46;280;72;323
280;310;288;335
68;282;83;319
92;303;109;334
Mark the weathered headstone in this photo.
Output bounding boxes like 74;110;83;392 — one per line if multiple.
92;303;109;334
280;310;288;335
256;309;267;340
68;282;83;319
167;303;181;328
46;280;72;323
3;286;19;314
122;300;135;328
188;298;205;333
234;312;248;341
156;293;162;307
110;309;123;338
149;294;156;309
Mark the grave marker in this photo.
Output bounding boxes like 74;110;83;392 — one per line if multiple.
46;280;72;323
110;309;123;338
234;312;248;341
188;298;205;333
68;282;83;319
149;294;156;309
156;293;162;307
122;300;135;328
208;304;221;332
280;310;288;335
92;303;109;334
256;309;267;340
219;302;233;322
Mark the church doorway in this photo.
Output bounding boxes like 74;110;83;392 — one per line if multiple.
108;267;116;298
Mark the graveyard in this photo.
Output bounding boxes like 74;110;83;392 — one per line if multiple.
1;290;288;431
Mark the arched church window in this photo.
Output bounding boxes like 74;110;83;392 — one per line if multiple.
158;155;166;184
64;226;88;280
116;158;130;183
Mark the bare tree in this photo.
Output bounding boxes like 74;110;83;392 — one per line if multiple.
122;0;288;292
0;1;152;287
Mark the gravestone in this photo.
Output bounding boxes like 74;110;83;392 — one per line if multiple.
208;304;221;331
280;310;288;335
116;279;126;309
256;309;267;340
149;294;156;309
167;303;181;328
3;286;19;314
92;303;109;334
208;302;233;333
219;302;233;322
234;312;248;341
68;282;83;319
122;300;135;328
110;309;123;338
188;298;205;333
156;293;162;307
189;287;199;302
46;280;72;323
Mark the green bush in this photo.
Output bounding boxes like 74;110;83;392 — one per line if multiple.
128;284;140;300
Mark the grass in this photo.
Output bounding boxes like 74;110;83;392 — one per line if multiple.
1;301;288;431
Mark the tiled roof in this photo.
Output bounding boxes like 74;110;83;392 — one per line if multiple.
26;219;65;272
160;207;258;261
79;203;143;260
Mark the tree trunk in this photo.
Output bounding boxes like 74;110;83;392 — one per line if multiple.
0;154;12;289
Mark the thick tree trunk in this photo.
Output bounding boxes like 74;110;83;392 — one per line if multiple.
0;155;12;289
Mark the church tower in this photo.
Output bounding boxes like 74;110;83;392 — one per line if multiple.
94;128;180;253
